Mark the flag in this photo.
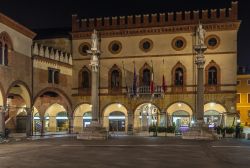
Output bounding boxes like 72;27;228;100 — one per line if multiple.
162;75;166;93
150;61;154;94
132;63;137;96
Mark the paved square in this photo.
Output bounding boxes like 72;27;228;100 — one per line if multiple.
0;136;250;168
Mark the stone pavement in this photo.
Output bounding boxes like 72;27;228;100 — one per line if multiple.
0;135;250;168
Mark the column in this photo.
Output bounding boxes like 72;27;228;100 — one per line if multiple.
0;108;5;137
127;112;133;134
91;62;99;123
68;114;74;134
26;108;32;137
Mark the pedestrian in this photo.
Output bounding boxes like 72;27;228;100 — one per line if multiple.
235;123;241;139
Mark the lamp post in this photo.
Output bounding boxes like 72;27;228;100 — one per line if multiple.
194;23;207;126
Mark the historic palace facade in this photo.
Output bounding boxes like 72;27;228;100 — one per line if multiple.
0;1;240;136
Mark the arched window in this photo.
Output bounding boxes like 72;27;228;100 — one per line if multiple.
208;66;217;85
111;70;120;89
82;70;90;89
142;68;151;86
175;68;183;86
0;42;2;65
4;44;8;65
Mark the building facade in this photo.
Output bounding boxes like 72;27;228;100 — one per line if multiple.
0;1;240;136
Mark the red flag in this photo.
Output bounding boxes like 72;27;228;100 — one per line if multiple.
162;75;166;93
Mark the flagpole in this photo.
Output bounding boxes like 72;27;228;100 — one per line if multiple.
122;61;128;94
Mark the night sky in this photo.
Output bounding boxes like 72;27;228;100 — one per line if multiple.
0;0;249;66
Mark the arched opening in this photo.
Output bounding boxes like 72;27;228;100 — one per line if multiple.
204;102;226;127
134;103;160;132
4;44;8;66
108;64;122;93
79;66;91;93
0;42;2;65
142;69;151;86
111;70;120;89
82;70;90;89
5;82;31;133
166;102;193;131
175;68;183;86
103;103;128;133
44;103;68;133
73;104;92;133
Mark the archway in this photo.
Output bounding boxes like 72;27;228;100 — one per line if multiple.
73;103;92;133
204;102;226;127
5;82;31;133
166;102;193;129
134;103;160;132
103;103;128;133
44;103;68;133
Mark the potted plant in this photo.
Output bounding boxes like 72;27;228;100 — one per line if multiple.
166;126;176;136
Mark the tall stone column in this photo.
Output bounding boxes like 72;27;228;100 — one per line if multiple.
87;29;101;125
194;23;207;125
0;107;5;137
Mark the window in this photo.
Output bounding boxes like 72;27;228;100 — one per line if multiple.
175;68;183;86
48;68;60;84
79;42;91;56
142;69;151;86
139;39;153;52
108;41;122;54
111;70;120;89
0;42;8;65
205;35;220;49
236;94;241;103
247;79;250;85
208;67;217;85
82;70;90;89
172;37;186;51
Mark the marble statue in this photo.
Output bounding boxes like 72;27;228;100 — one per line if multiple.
196;23;206;46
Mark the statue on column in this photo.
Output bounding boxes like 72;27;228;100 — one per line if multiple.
91;29;99;51
196;23;206;46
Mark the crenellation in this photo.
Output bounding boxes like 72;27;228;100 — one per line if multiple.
211;9;217;19
176;12;182;22
33;43;39;55
159;13;165;24
96;18;102;28
50;48;55;59
135;15;141;26
72;1;238;32
202;10;208;20
55;50;59;61
193;10;199;21
127;15;133;25
104;17;110;27
168;12;174;22
45;46;49;58
112;17;117;26
120;16;125;25
89;18;95;29
38;44;44;57
184;11;190;21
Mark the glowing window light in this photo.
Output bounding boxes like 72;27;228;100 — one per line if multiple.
109;116;126;120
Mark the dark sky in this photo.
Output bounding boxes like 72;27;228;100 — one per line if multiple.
0;0;249;66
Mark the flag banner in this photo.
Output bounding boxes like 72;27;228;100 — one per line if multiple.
162;75;166;93
150;61;154;94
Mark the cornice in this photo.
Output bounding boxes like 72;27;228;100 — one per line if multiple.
0;13;36;39
33;55;72;68
72;22;240;40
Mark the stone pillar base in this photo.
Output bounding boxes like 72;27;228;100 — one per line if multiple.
182;124;216;140
77;123;108;140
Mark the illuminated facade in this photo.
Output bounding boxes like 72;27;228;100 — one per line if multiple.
237;68;250;126
0;1;240;136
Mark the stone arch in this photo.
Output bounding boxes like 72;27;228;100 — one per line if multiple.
204;102;227;113
108;64;122;93
34;87;72;113
139;63;152;86
73;103;92;132
171;61;187;87
133;102;160;131
165;101;193;115
204;102;227;126
205;60;221;85
102;103;128;132
6;80;32;107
